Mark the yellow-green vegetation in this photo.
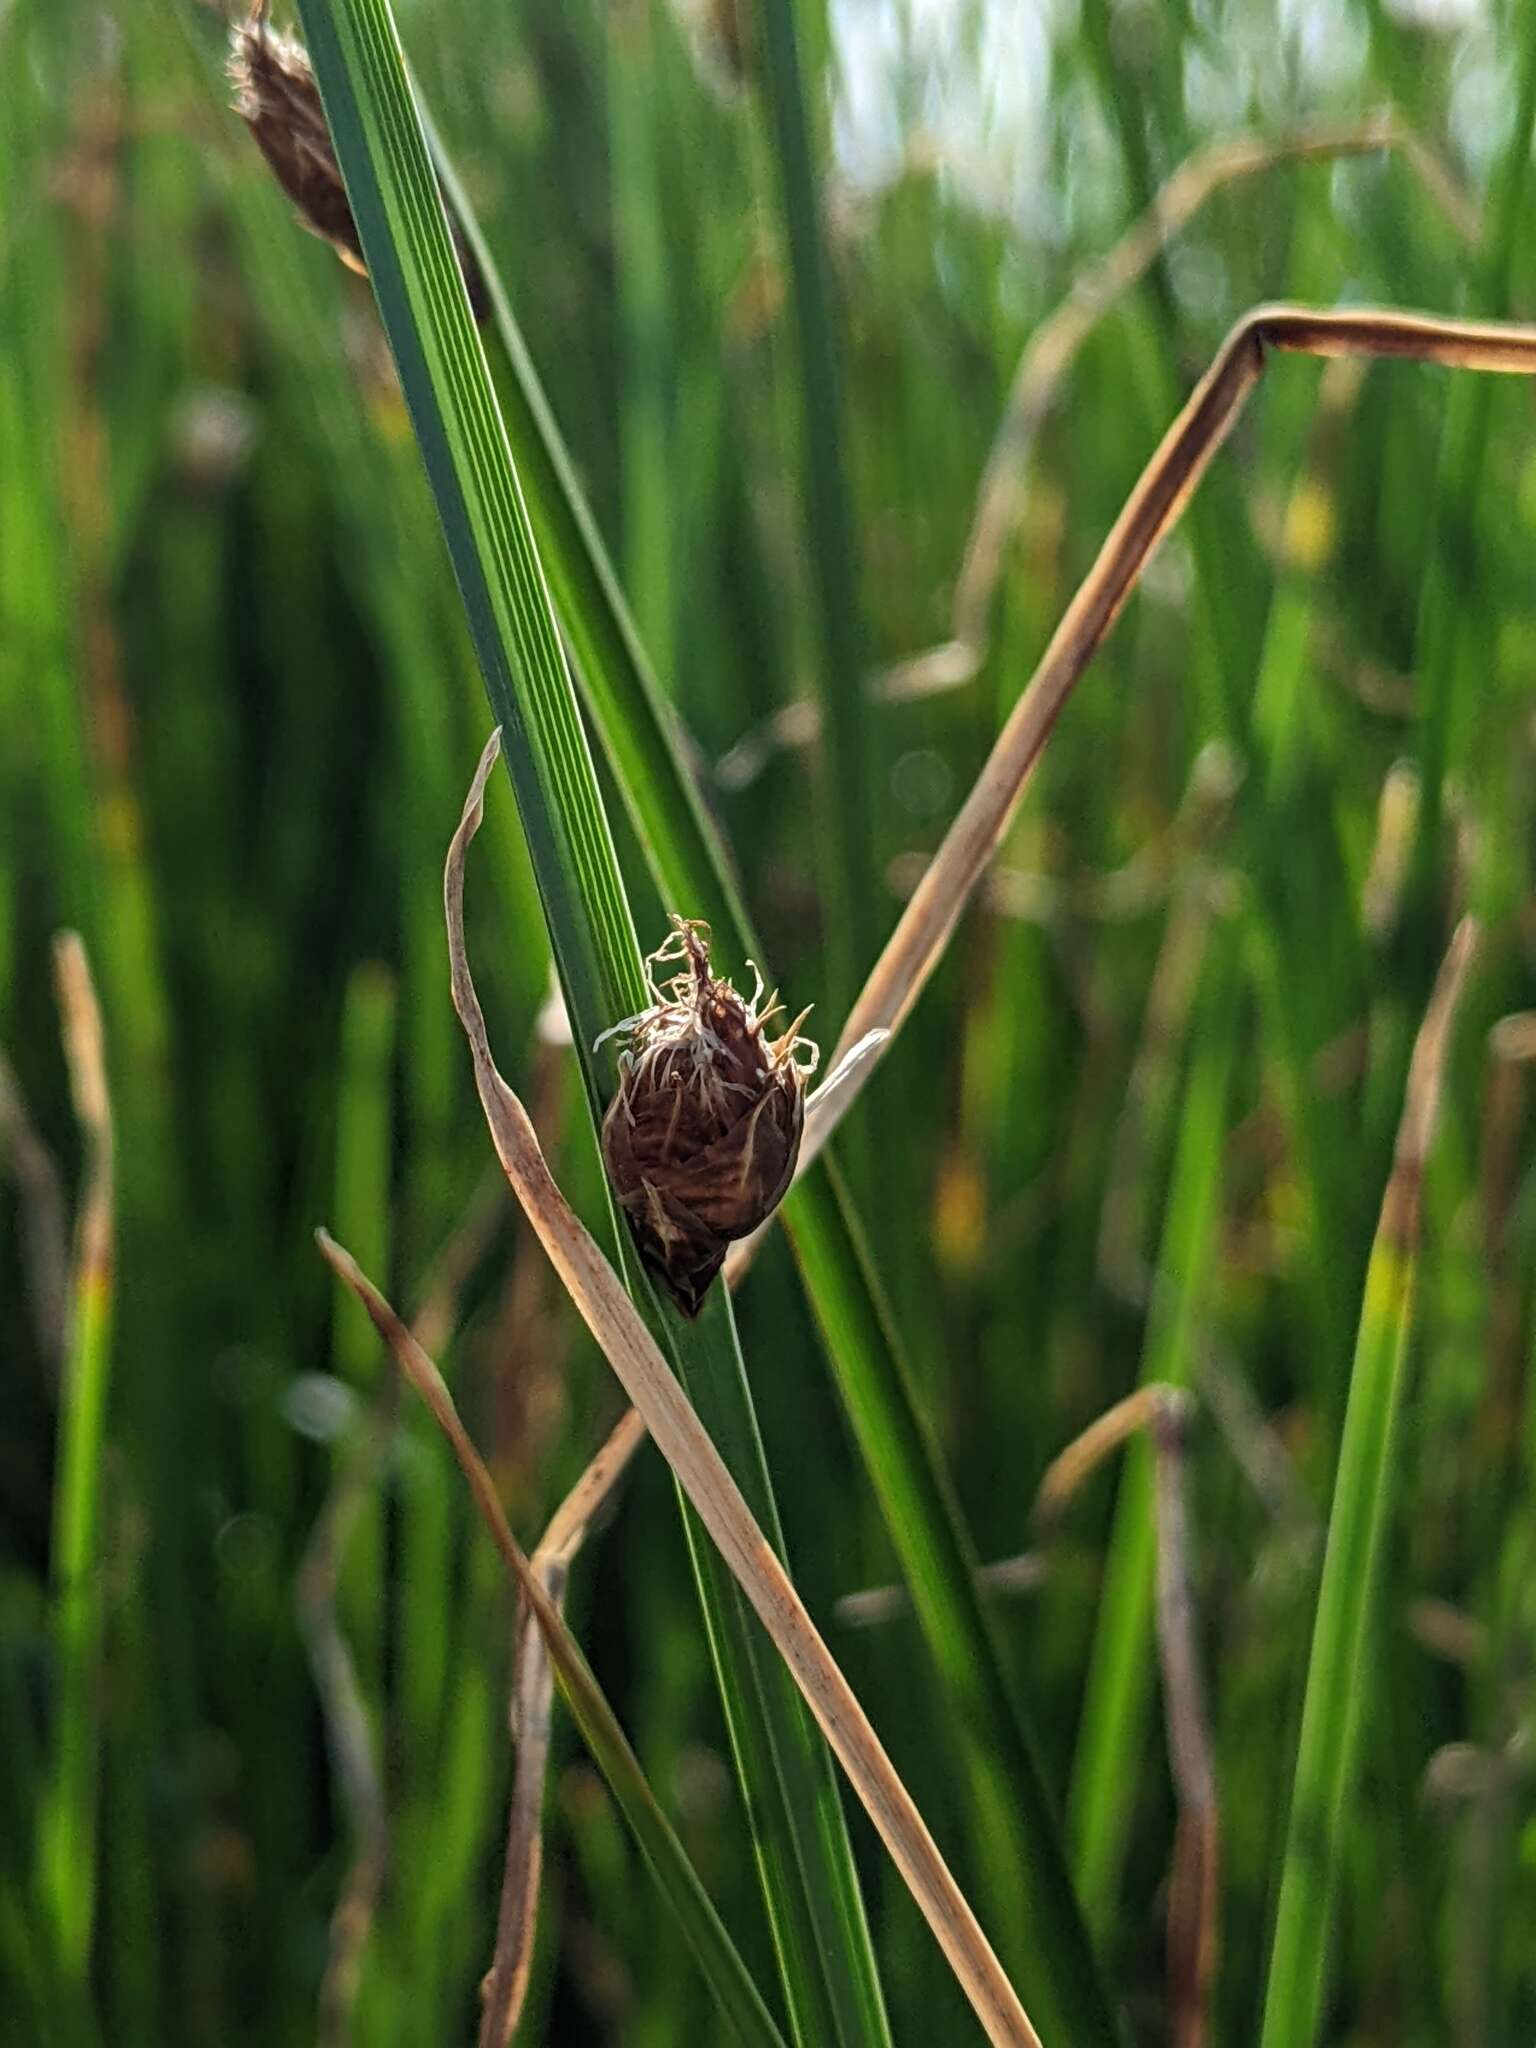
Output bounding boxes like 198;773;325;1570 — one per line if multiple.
5;0;1536;2043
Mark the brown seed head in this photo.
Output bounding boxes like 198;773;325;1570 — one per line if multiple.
227;2;490;321
598;918;816;1317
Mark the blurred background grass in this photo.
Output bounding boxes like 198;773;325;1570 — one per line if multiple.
5;0;1536;2041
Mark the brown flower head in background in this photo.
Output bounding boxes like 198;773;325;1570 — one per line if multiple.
598;919;816;1317
228;1;490;321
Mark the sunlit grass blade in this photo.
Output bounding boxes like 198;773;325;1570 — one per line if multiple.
288;4;888;2037
1259;920;1477;2048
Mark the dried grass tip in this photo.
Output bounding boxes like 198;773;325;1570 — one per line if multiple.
597;918;816;1317
227;1;490;322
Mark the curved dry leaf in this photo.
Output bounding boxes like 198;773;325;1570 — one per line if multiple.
444;730;1040;2048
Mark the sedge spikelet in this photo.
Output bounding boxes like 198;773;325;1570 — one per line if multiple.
597;919;816;1316
228;2;490;321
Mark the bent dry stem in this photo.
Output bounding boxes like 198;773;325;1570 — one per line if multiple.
744;304;1536;1224
315;1232;788;2048
480;1406;649;2048
443;732;1041;2048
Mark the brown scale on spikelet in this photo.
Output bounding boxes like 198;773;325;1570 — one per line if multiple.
227;1;490;321
597;919;817;1317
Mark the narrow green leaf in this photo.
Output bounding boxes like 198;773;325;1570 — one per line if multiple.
37;939;115;2039
1259;1260;1415;2048
435;62;1119;2047
1260;925;1475;2048
554;1618;791;2048
429;128;757;953
290;4;887;2038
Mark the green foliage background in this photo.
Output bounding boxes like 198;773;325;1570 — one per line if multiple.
5;0;1536;2041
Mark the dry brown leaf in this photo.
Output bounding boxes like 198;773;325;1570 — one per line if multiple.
445;730;1040;2048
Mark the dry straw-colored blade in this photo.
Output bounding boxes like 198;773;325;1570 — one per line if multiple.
298;1178;502;2048
480;1596;547;2048
480;1405;646;2048
834;1551;1049;1630
771;305;1536;1210
315;1233;787;2048
445;729;1040;2048
1033;1385;1174;1531
836;1384;1185;1629
534;1406;650;1576
312;1233;582;1733
1381;915;1480;1247
296;1387;394;2048
54;933;114;1303
1149;1398;1218;2048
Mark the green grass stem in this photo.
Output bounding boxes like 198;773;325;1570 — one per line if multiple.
1259;924;1476;2048
291;5;888;2037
